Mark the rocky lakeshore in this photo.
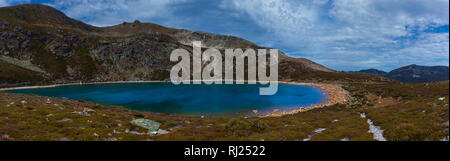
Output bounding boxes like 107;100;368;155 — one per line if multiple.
260;82;351;117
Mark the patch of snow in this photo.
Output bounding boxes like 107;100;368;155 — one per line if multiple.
303;128;327;141
360;113;387;141
367;119;387;141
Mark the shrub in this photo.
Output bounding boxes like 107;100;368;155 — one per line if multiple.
225;119;251;137
94;104;104;109
251;119;269;132
133;112;145;118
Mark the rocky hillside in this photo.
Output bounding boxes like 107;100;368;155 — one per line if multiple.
0;4;388;87
355;65;449;83
385;65;449;83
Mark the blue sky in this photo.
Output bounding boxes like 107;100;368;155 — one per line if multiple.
1;0;449;71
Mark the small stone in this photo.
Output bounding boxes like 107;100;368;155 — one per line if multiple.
314;128;326;133
443;121;449;126
130;131;145;135
57;118;72;122
59;137;70;141
438;97;445;101
168;125;183;131
83;108;96;113
104;138;118;141
21;100;27;104
150;131;158;135
142;139;154;141
360;113;366;118
340;137;350;141
93;133;99;137
157;129;169;135
2;134;10;139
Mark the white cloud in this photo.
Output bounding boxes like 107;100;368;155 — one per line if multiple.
223;0;449;70
49;0;190;26
0;0;9;7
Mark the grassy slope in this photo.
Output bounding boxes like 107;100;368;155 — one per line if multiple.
0;81;447;141
0;60;45;85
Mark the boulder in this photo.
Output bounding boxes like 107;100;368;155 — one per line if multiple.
157;129;169;135
130;119;161;133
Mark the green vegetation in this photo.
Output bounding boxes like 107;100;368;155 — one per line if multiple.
1;81;447;141
0;60;45;85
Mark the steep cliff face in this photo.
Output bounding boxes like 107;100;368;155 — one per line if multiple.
0;4;386;87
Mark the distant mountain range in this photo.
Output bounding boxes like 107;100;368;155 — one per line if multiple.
354;64;449;83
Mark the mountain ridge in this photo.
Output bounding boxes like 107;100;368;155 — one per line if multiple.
0;4;389;87
355;64;449;83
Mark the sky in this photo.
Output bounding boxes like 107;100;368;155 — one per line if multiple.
1;0;449;71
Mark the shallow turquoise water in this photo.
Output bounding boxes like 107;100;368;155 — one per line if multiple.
5;83;328;116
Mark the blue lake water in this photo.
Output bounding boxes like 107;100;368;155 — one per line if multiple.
5;83;328;116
